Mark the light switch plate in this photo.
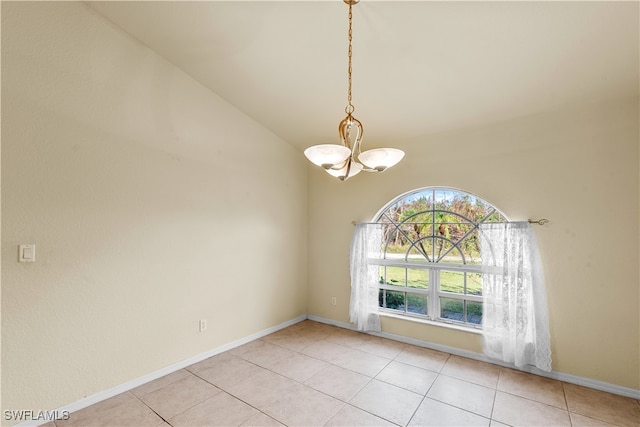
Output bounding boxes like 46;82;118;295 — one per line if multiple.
19;244;35;262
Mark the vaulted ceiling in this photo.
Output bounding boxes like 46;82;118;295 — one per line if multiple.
88;1;639;150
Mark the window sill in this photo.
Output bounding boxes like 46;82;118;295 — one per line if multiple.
379;311;483;335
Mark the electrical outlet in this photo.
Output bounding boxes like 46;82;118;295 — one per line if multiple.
199;319;208;332
331;296;337;306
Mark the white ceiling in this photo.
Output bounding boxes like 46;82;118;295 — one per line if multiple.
88;1;639;150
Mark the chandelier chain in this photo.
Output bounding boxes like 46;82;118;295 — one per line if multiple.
346;2;354;115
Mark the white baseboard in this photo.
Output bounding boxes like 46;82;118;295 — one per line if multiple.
16;315;308;427
307;314;640;400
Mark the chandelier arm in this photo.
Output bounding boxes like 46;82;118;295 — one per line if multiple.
360;165;382;173
351;116;364;156
330;158;350;171
343;158;353;181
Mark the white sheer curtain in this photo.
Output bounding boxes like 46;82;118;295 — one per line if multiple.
349;223;382;332
480;222;552;372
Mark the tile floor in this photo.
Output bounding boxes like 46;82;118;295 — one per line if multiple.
51;320;639;427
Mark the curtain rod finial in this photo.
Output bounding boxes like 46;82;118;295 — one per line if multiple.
528;218;549;225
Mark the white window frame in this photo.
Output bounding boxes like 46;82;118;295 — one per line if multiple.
375;259;484;329
372;187;508;330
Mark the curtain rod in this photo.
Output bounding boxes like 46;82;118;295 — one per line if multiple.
351;218;549;226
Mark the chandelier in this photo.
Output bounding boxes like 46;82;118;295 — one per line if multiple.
304;0;404;181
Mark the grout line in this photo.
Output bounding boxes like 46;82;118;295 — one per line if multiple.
251;326;412;426
489;367;504;423
129;391;172;426
560;380;572;426
406;393;428;426
189;365;287;426
211;332;374;424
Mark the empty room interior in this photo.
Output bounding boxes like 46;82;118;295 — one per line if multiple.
1;1;639;426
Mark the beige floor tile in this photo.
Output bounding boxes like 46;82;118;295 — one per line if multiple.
286;319;330;332
229;339;266;357
286;320;336;340
395;345;450;372
58;392;132;425
492;391;571;426
563;382;640;427
131;369;192;399
427;375;495;418
97;398;166;427
350;379;424;426
262;383;344;426
262;326;298;339
333;347;391;377
301;339;351;363
186;351;236;373
168;392;260;426
489;420;510;427
138;374;220;420
268;352;328;382
304;364;371;401
441;355;501;389
569;412;620;427
241;412;284;426
303;328;338;342
409;397;491;426
262;329;318;351
230;339;295;368
376;360;438;395
497;368;566;409
325;404;397;426
193;355;262;389
58;392;164;427
325;328;370;348
358;335;407;359
226;369;299;410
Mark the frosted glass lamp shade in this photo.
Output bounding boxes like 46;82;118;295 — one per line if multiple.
304;144;351;169
325;161;362;181
358;148;405;171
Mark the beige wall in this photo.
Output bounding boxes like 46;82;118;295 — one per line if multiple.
1;0;638;418
1;2;307;415
308;97;639;390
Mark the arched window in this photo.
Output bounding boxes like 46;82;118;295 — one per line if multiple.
373;187;507;328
